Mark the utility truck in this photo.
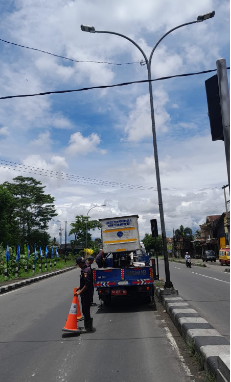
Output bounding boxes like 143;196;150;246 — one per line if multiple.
93;215;154;305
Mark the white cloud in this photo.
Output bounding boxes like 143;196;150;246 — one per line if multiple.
0;126;10;136
30;131;52;149
100;149;107;155
22;154;68;172
179;122;197;129
51;114;73;129
0;0;229;240
66;132;101;156
124;86;170;141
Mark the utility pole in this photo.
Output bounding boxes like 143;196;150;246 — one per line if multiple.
172;229;175;257
65;221;67;263
217;59;230;190
59;222;62;247
222;185;230;246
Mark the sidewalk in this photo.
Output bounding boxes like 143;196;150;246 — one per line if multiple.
155;286;230;382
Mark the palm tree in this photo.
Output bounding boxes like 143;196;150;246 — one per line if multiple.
175;225;192;240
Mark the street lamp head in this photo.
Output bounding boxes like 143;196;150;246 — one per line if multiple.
81;24;95;33
197;11;215;22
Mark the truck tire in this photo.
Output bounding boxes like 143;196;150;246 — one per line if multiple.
103;295;111;306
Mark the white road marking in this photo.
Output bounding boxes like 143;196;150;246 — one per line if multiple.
173;267;230;284
164;326;194;379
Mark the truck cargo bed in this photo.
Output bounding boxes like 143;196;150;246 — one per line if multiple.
93;266;153;287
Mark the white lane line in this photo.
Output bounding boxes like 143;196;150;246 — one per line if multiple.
174;267;230;284
164;326;194;379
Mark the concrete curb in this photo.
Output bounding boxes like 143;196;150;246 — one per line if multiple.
0;267;76;294
155;286;230;381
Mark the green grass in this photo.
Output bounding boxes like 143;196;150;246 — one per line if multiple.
205;371;217;382
0;259;75;283
154;279;165;288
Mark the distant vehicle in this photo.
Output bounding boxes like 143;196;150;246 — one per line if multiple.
186;258;191;268
202;250;216;262
219;248;230;266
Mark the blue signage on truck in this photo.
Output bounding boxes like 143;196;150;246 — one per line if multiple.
106;219;132;227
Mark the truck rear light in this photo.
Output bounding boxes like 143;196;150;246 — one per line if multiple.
98;288;110;294
121;269;124;280
150;268;153;278
93;270;96;281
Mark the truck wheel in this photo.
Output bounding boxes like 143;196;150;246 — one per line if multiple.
103;295;111;306
220;261;223;266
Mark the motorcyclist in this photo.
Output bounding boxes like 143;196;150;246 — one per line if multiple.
185;252;191;265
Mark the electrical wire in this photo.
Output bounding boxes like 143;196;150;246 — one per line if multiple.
0;159;224;193
0;159;156;191
1;67;229;100
0;38;141;66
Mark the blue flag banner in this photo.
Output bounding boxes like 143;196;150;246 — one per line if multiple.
51;246;53;259
27;244;30;259
45;246;48;258
40;247;43;257
6;243;9;262
34;246;37;260
16;244;20;262
56;248;59;258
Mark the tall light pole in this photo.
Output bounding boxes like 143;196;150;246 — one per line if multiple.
85;204;106;257
222;185;230;246
81;11;215;288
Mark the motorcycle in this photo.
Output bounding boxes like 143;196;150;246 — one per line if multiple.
186;259;191;268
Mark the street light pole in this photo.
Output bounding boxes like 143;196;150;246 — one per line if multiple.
81;11;215;288
86;204;106;257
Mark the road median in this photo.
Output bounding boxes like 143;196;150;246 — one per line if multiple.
0;266;76;294
155;285;230;382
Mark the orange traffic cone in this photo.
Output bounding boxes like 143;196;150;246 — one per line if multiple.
62;288;80;333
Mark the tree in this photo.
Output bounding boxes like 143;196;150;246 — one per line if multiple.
194;230;201;239
142;233;163;254
3;176;57;250
0;185;20;247
69;215;101;251
175;225;193;240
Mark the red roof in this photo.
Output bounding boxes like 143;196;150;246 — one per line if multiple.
207;215;221;222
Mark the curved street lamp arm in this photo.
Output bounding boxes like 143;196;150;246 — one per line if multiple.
87;205;98;216
149;20;198;64
96;30;148;64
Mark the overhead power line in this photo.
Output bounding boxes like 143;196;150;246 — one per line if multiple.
0;159;156;191
0;159;224;193
0;38;141;66
0;68;229;100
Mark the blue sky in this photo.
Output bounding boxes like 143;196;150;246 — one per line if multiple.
0;0;230;242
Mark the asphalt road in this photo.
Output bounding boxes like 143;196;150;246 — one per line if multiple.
158;259;230;341
0;268;196;382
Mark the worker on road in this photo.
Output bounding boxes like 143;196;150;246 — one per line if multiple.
75;257;94;332
86;256;96;306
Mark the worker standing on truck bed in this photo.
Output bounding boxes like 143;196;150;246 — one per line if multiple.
75;257;94;332
86;256;96;306
96;249;106;268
